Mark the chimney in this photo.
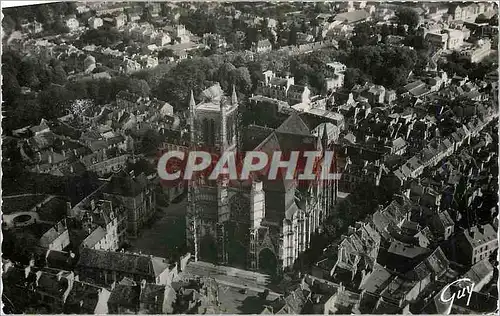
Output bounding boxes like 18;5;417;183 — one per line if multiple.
478;225;484;235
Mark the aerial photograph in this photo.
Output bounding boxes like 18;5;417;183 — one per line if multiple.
1;1;498;314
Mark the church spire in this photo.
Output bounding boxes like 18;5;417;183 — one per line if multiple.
321;124;329;150
189;90;196;111
189;90;196;147
231;84;238;106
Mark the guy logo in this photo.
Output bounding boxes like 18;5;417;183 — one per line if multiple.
439;278;475;312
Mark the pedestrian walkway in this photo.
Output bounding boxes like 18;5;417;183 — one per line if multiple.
189;261;271;284
184;261;278;294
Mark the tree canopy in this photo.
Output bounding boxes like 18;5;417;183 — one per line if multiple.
395;7;420;30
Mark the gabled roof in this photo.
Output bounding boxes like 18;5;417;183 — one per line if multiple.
104;172;149;197
463;259;494;285
108;283;138;309
39;220;68;248
334;10;370;24
64;279;110;314
77;248;170;278
81;226;107;249
387;240;430;259
275;112;310;136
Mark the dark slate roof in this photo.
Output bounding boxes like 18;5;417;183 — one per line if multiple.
242;125;274;152
288;84;307;94
275;112;310;136
64;280;107;314
117;90;141;103
77;248;170;278
104;172;149;197
46;250;77;271
108;283;139;309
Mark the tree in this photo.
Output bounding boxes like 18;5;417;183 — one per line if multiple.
158;49;174;60
244;27;259;49
128;79;151;97
395;7;420;30
231;67;252;93
344;68;367;89
288;23;298;46
216;62;237;91
351;22;375;47
2;15;16;34
259;18;271;40
155;57;216;110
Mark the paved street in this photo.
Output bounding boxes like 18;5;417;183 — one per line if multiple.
183;261;280;314
185;260;273;289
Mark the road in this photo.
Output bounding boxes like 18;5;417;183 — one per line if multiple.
182;261;280;314
184;260;274;291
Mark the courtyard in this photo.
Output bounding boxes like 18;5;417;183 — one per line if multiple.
129;198;188;260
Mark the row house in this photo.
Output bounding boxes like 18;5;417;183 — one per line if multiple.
251;39;272;53
455;224;498;265
103;171;156;239
78;199;123;251
77;248;177;286
108;279;176;314
449;3;495;21
458;39;492;63
425;29;465;50
256;71;311;106
331;221;381;281
2;264;110;314
39;220;70;251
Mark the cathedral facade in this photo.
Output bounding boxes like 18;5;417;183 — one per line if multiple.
186;83;338;275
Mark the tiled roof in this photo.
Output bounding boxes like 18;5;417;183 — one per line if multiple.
81;226;107;249
334;10;370;24
275;112;311;136
35;270;70;299
39;221;68;248
104;172;149;197
108;283;139;309
463;259;494;286
64;280;109;314
462;224;497;248
387;240;430;259
77;248;169;278
117;90;141;103
46;250;76;271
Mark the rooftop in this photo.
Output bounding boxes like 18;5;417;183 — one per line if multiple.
77;248;171;278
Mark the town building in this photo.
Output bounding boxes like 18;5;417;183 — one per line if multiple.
77;248;177;286
103;172;156;239
65;15;80;31
455;224;498;265
256;70;311;106
459;39;492;63
252;39;273;53
88;17;103;29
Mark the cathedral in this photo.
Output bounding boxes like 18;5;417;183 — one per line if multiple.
186;83;339;275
